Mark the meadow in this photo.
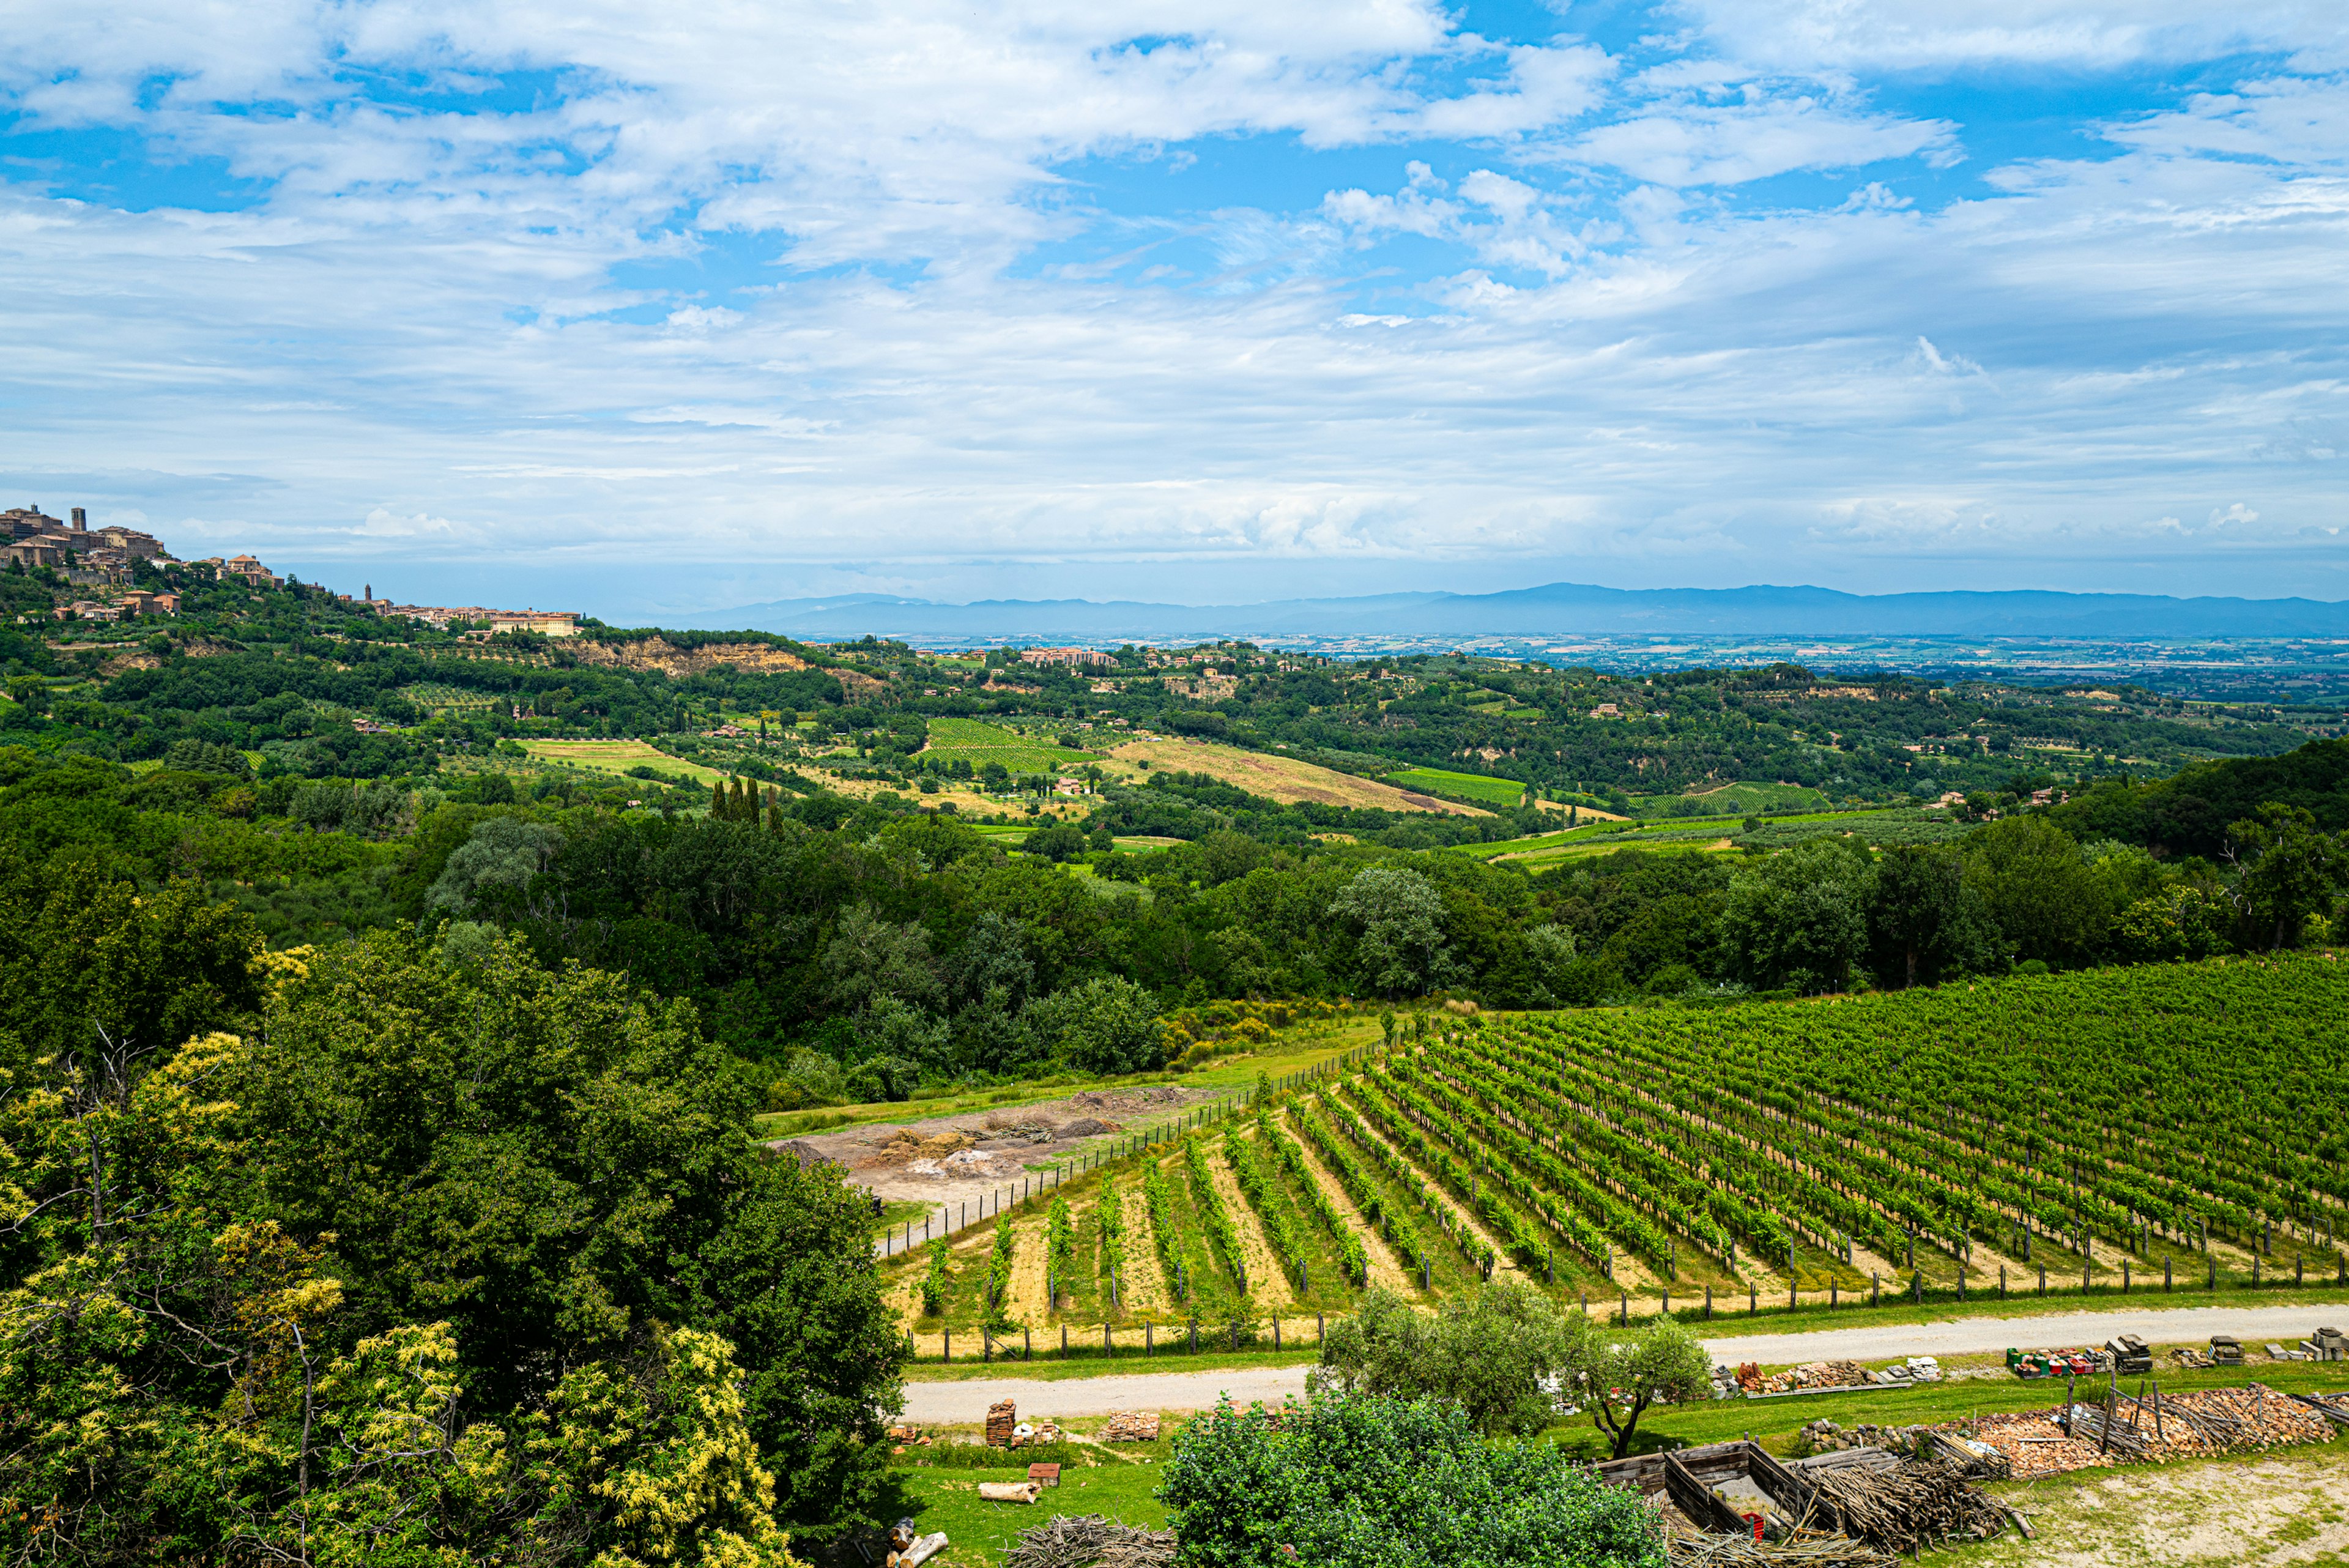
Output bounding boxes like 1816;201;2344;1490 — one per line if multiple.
1381;765;1527;808
516;737;729;784
1631;779;1834;817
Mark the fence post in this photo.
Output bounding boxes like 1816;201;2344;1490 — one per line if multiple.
1705;1284;1713;1320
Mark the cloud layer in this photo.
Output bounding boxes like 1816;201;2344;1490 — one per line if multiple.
1;0;2345;614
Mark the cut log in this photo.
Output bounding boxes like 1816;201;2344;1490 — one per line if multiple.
978;1481;1040;1504
900;1532;949;1568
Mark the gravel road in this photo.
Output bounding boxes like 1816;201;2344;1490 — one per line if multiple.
898;1304;2342;1422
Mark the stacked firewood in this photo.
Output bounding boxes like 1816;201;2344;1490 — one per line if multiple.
984;1399;1019;1446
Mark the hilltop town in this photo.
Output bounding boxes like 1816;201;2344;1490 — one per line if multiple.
3;502;576;634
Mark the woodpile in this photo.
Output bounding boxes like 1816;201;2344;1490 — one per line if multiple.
1003;1514;1178;1568
1099;1411;1161;1442
1806;1459;2008;1555
1666;1535;1896;1568
985;1400;1019;1446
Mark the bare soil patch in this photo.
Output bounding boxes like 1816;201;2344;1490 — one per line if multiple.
781;1083;1211;1211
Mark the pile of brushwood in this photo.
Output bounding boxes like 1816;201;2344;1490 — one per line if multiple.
1002;1515;1176;1568
1666;1536;1896;1567
1808;1461;2008;1555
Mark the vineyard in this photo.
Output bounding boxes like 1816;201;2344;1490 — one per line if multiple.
892;955;2349;1346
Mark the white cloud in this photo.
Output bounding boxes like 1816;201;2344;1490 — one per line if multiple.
1561;98;1959;187
1675;2;2349;72
358;506;469;538
2;1;2348;609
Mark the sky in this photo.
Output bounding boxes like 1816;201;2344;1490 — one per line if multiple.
2;1;2347;620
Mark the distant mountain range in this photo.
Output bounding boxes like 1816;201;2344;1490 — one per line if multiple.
662;582;2349;644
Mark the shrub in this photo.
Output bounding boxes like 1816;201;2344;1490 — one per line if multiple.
1162;1394;1664;1568
1027;975;1163;1074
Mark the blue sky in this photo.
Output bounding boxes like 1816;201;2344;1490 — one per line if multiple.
2;1;2345;619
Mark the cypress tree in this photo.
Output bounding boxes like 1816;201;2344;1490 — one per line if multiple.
710;779;726;817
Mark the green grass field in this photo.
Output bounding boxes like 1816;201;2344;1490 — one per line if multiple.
923;717;1102;775
1632;780;1833;818
1382;766;1526;807
516;738;729;785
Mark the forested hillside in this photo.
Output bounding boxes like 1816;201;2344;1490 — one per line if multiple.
9;571;2349;1564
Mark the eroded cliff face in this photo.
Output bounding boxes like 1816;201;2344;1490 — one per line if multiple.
569;636;816;679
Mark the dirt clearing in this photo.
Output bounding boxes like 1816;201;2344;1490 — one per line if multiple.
778;1083;1210;1213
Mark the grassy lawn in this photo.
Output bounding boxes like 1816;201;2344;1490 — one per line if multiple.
880;1440;1170;1566
1382;765;1526;807
517;737;729;784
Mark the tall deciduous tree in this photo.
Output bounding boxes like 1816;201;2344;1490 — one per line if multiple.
1311;1280;1578;1438
1869;844;2006;987
1721;836;1876;992
1963;814;2103;964
225;931;906;1540
1328;865;1458;998
2228;803;2349;950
